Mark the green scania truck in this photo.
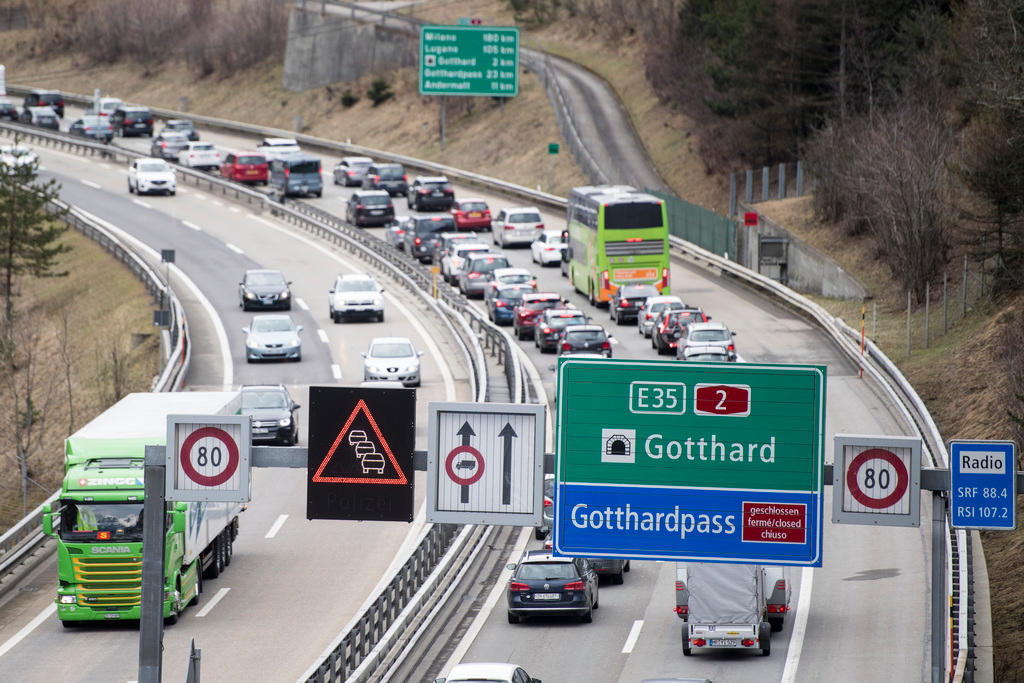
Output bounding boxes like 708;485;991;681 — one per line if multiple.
42;392;243;625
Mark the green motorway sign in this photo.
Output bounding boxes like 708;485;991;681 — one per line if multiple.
554;358;827;566
419;25;519;97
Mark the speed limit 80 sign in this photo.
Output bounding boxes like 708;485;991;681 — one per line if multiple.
166;415;252;503
832;434;921;527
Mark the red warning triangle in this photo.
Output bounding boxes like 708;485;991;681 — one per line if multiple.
312;399;408;485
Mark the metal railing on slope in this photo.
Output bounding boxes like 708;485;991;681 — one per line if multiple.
0;195;189;583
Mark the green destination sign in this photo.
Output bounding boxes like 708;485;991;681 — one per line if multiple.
419;25;520;97
556;359;826;492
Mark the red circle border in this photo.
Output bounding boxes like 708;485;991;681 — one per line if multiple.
179;426;239;487
445;445;484;486
846;448;908;509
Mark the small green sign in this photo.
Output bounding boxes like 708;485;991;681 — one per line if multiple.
548;142;560;155
420;25;520;97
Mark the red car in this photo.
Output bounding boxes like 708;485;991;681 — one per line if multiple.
451;199;492;232
512;292;565;340
220;151;268;185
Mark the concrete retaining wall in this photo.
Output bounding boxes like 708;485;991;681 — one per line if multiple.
736;202;870;301
282;7;416;92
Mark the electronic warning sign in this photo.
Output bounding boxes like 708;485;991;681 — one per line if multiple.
307;386;415;522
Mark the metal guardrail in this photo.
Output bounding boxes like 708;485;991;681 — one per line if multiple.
0;192;190;578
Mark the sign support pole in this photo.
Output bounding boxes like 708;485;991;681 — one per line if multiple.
440;96;446;152
139;445;166;683
931;490;945;683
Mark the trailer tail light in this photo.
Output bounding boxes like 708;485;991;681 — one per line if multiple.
564;581;585;591
741;638;756;647
692;638;706;647
767;604;788;613
543;497;552;508
509;582;529;592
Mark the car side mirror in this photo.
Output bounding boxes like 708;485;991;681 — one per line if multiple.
293;403;301;410
242;327;249;334
360;352;367;358
506;563;517;571
329;289;335;294
607;333;614;338
732;331;737;336
296;325;303;333
418;351;424;357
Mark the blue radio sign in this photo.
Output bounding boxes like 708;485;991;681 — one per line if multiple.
950;440;1016;530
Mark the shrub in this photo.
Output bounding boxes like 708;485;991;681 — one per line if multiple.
341;89;359;108
366;79;394;107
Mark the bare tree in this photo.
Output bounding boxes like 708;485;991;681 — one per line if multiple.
55;308;75;436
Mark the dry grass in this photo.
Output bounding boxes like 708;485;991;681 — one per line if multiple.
0;227;159;528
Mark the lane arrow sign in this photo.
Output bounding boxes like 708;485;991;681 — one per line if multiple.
457;421;476;503
499;422;517;505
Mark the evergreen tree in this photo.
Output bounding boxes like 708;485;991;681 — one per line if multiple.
0;143;71;327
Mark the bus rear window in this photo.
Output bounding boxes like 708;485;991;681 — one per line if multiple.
605;202;664;230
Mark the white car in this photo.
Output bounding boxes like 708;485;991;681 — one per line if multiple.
676;321;737;360
636;294;684;338
257;137;301;161
177;141;221;171
127;158;176;196
492;206;544;247
442;242;491;284
328;273;384;323
362;336;423;387
530;229;567;266
0;144;38;168
437;662;541;683
486;266;536;293
85;96;124;117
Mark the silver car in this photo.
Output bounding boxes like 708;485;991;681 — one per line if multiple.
676;321;737;360
637;295;684;338
362;337;423;387
492;207;544;247
387;216;412;250
334;156;374;186
328;273;384;323
243;314;303;362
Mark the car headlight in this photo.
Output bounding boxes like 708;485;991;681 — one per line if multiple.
371;297;382;306
246;338;258;348
405;364;419;372
280;290;290;298
278;417;292;427
289;337;300;346
244;292;256;300
368;365;384;374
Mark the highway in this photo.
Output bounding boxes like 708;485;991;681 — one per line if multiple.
0;115;931;682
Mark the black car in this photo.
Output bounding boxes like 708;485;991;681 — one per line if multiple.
407;175;455;211
403;215;456;263
652;308;708;355
239;269;292;311
162;119;199;141
559;324;613;357
110;105;154;137
241;384;300;446
0;98;18;121
23;89;64;118
507;550;599;624
150;131;190;160
346;190;395;227
486;283;532;326
68;116;114;143
362;162;408;196
609;283;660;324
534;308;588;352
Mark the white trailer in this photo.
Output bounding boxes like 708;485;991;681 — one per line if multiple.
683;563;772;656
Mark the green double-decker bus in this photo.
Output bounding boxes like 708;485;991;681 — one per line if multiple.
566;185;670;305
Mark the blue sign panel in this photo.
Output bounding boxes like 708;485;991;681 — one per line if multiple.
554;484;823;567
950;440;1016;530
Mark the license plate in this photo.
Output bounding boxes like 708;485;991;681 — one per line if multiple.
709;638;737;647
469;212;482;217
253;428;268;434
246;169;257;174
103;613;121;620
370;210;383;215
432;191;442;197
533;593;560;600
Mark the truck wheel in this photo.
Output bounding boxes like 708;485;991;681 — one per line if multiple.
224;531;233;567
204;537;222;579
758;622;772;656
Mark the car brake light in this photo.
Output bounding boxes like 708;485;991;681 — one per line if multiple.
124;118;134;125
601;341;611;350
509;582;530;592
284;168;290;177
728;344;735;352
562;342;571;351
403;174;408;181
504;224;514;230
414;237;422;245
495;301;505;307
468;272;481;279
564;581;585;591
419;188;430;194
147;117;153;124
542;327;552;334
646;312;652;320
357;205;365;210
455;210;463;216
537;223;544;229
373;175;380;182
160;142;166;148
621;299;629;306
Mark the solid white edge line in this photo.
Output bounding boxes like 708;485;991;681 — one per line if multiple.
265;514;288;539
225;243;244;254
317;329;329;344
331;364;342;380
182;220;201;231
248;215;457;401
622;619;644;654
296;297;310;311
0;603;56;659
437;526;532;678
72;207;234;388
211;200;223;207
780;566;814;683
80;179;100;189
195;587;230;618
